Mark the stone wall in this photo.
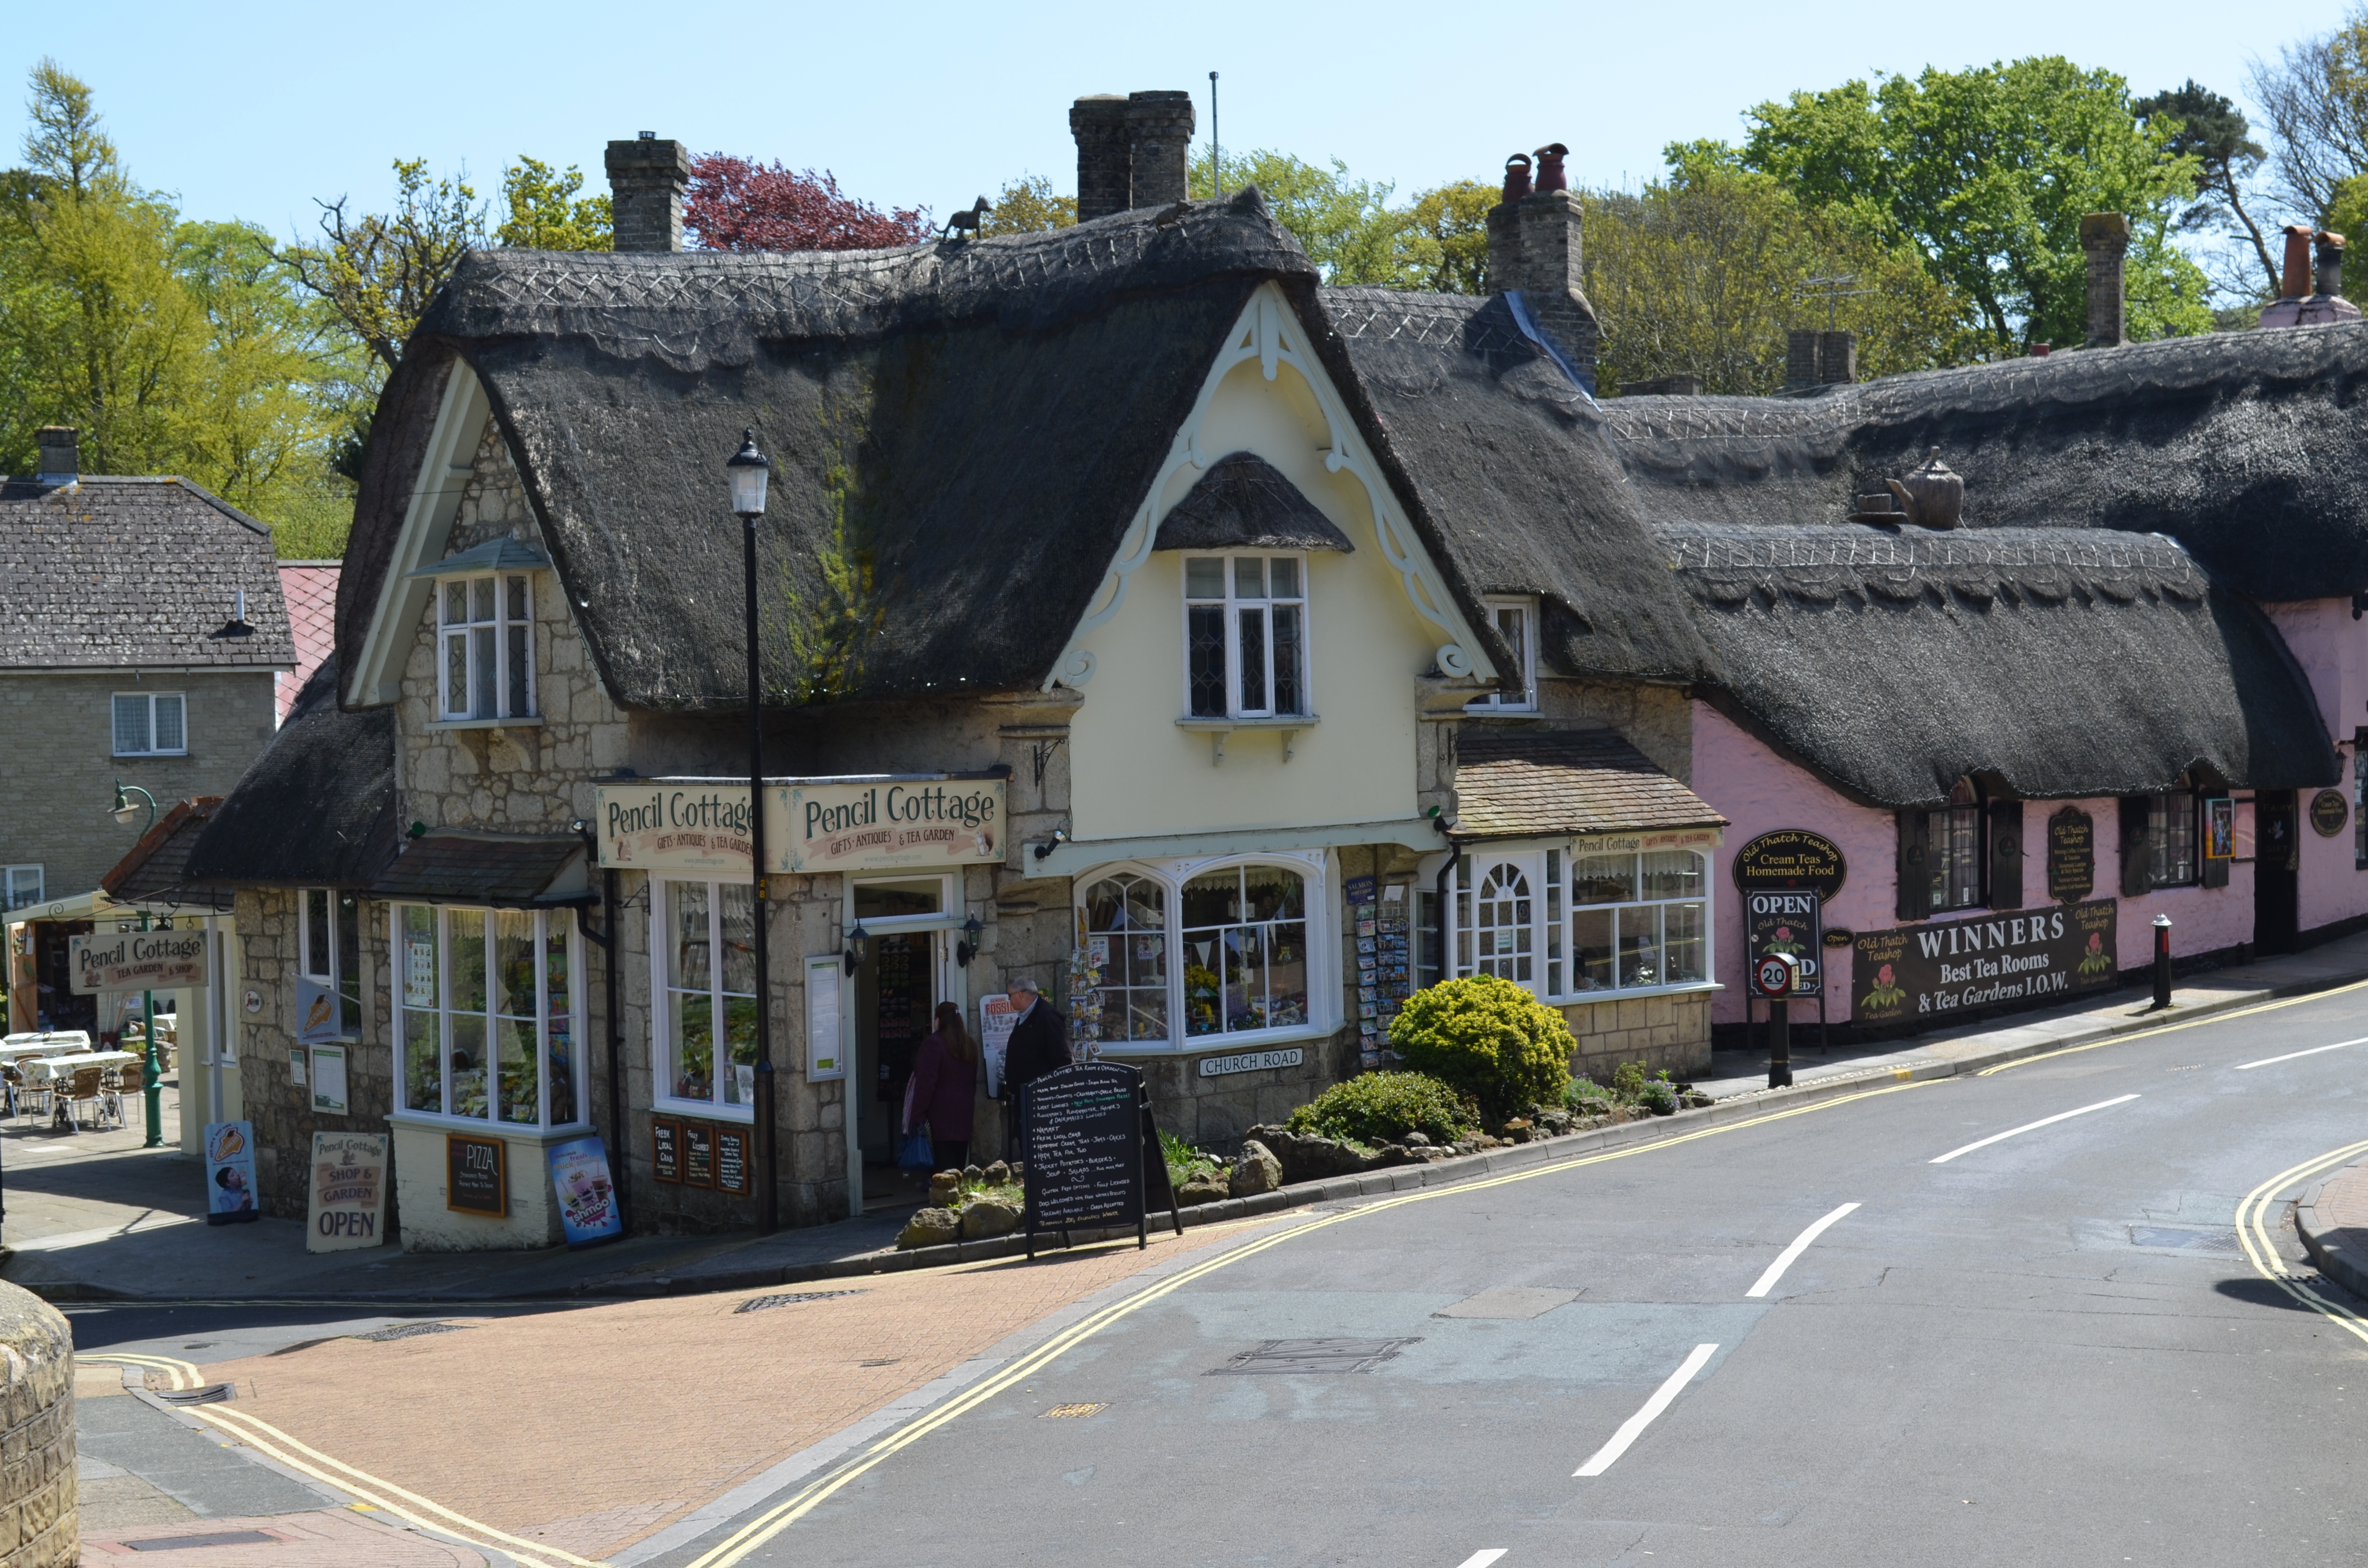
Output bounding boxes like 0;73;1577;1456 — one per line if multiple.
0;1282;74;1568
1533;678;1695;784
1562;989;1713;1082
234;888;399;1228
0;669;275;900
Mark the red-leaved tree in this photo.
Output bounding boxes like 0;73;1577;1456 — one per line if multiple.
683;155;932;251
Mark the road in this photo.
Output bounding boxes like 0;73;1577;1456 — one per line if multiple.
644;985;2368;1568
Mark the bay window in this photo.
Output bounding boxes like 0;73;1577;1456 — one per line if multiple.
653;879;759;1117
1184;554;1308;718
395;904;582;1128
1452;847;1711;1000
1075;858;1326;1049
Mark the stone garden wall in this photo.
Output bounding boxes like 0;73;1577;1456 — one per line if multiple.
0;1282;74;1568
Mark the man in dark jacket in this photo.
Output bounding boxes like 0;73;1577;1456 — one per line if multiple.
1001;975;1071;1097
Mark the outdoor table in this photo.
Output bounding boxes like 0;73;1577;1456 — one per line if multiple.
0;1033;93;1063
21;1050;142;1083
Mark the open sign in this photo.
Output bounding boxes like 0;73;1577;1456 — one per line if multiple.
1753;952;1801;998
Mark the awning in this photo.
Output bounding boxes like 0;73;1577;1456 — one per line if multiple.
368;830;589;907
1453;729;1727;843
403;538;552;578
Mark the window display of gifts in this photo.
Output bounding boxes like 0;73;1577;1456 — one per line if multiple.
1356;888;1414;1069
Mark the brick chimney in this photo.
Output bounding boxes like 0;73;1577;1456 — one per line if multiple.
35;426;77;487
1785;330;1856;390
2080;211;2129;347
1071;96;1132;221
1483;146;1599;389
1126;90;1195;208
605;134;691;253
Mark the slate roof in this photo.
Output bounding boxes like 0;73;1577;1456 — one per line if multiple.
337;189;1505;711
276;562;340;723
1600;323;2368;603
185;656;397;887
1453;729;1727;840
1659;524;2338;808
100;797;235;911
365;830;589;907
0;477;293;670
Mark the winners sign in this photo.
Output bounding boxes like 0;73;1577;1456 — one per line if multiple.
596;776;1006;875
1853;900;2117;1026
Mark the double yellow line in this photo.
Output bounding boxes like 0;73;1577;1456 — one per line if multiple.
2232;1138;2368;1348
1975;977;2368;1078
682;1078;1930;1568
74;1350;603;1568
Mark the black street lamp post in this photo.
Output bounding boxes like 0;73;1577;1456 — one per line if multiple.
728;431;780;1235
110;780;165;1148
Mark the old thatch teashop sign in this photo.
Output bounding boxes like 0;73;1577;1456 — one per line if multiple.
1730;831;1846;900
2047;808;2095;904
1853;901;2117;1025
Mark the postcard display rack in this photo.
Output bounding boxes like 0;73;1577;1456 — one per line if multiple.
1356;890;1412;1068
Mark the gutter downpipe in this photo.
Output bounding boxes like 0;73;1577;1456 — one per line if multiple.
1431;813;1463;984
572;837;628;1232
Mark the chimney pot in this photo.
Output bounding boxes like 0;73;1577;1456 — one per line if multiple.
2079;211;2130;348
1532;143;1569;194
2317;230;2348;297
605;137;691;253
2283;223;2316;299
1071;95;1133;221
35;426;78;487
637;130;654;140
1501;154;1532;206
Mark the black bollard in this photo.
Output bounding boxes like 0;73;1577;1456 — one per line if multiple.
2152;914;2173;1009
1768;998;1793;1089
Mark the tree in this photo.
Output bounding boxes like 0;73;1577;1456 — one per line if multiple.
1190;149;1413;284
1734;58;2212;351
1585;163;1969;395
283;159;483;375
979;174;1074;236
1401;180;1495;294
496;157;610;251
2135;81;2278;297
682;157;929;251
2249;7;2368;225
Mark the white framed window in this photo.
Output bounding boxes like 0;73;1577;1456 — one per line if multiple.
1451;846;1711;1001
2;865;41;912
112;692;186;756
299;888;363;1038
1076;856;1328;1050
652;879;758;1119
437;573;536;721
394;904;583;1128
1466;598;1537;711
1183;554;1308;718
2144;792;2200;889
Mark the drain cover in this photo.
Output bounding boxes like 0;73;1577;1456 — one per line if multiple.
1209;1338;1420;1375
1041;1403;1108;1418
355;1321;467;1342
127;1529;276;1552
2130;1226;2244;1254
153;1384;234;1407
737;1290;868;1314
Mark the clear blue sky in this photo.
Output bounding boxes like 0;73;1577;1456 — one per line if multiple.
14;0;2356;236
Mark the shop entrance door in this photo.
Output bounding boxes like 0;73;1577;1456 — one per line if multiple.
2255;791;2299;955
851;877;963;1210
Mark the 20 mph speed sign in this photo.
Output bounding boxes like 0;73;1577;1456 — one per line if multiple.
1753;953;1799;998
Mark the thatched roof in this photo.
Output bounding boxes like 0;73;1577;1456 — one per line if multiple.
1604;324;2368;602
186;656;398;887
342;189;1480;712
1660;523;2338;808
1153;452;1354;552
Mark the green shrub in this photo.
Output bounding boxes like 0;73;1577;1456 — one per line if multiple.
1389;975;1576;1118
1288;1071;1473;1147
1611;1061;1648;1102
1638;1076;1678;1115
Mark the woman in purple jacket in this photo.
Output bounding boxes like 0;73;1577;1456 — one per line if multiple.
904;1001;979;1173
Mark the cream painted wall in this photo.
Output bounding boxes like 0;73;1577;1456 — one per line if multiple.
1067;351;1449;841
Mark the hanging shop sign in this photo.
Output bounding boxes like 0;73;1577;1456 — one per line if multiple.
306;1131;387;1252
2310;789;2350;838
1729;831;1846;900
1852;900;2117;1027
2047;808;2095;903
446;1133;506;1216
781;778;1004;872
1744;890;1822;997
593;782;753;874
547;1135;624;1247
68;929;207;994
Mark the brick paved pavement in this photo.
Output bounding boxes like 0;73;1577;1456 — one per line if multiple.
194;1225;1254;1561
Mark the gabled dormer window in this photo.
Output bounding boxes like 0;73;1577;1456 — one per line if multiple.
1184;554;1307;719
439;573;535;721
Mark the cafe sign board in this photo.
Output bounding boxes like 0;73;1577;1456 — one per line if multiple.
2046;808;2095;903
1852;900;2117;1027
69;929;207;994
1572;826;1724;857
594;782;753;874
595;776;1007;875
1731;830;1847;900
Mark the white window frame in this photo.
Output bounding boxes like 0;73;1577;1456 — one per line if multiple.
1072;852;1333;1054
1181;553;1311;720
391;903;585;1130
436;571;538;722
298;887;363;1039
1443;844;1716;1003
1466;597;1538;712
650;878;760;1123
2;865;42;913
112;691;187;757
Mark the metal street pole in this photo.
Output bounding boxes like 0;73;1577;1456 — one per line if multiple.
138;908;161;1147
730;432;779;1236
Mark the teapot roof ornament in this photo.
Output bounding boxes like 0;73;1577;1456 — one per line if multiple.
1886;448;1964;530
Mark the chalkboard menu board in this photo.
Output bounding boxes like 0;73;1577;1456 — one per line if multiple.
1022;1062;1146;1243
446;1134;506;1217
715;1127;750;1196
683;1123;716;1188
2047;808;2095;904
652;1118;682;1184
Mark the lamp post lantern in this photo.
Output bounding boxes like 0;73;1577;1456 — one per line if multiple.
728;430;780;1234
108;780;165;1147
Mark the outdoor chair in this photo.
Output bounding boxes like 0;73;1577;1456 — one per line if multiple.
64;1066;116;1131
